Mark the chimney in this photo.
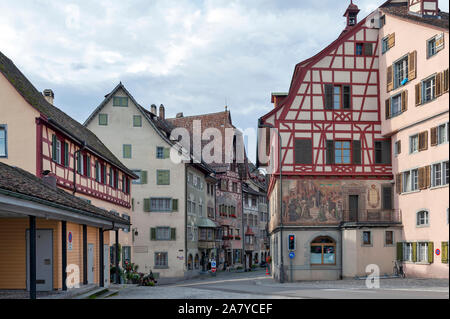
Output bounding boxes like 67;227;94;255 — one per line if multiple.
43;89;54;105
159;104;165;120
176;112;184;118
150;104;157;115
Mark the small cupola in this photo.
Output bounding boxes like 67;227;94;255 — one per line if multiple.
343;0;360;28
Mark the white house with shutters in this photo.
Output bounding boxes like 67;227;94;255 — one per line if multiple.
84;83;207;281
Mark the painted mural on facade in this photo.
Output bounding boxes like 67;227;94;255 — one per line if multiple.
280;179;387;225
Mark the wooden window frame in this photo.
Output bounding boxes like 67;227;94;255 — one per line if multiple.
334;140;352;165
112;96;128;107
310;237;336;266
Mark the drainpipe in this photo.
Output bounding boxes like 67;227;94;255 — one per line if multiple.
241;183;246;271
185;165;188;273
73;141;86;195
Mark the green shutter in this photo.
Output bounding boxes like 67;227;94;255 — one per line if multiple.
52;135;57;161
99;114;108;125
172;199;178;212
141;171;148;184
143;198;150;212
123;145;131;159
76;152;81;173
157;170;170;185
412;242;417;262
86;156;90;177
150;228;156;240
171;228;176;240
163;147;170;159
442;242;448;264
133;115;142;127
95;161;99;181
428;242;434;263
396;242;403;261
64;142;69;167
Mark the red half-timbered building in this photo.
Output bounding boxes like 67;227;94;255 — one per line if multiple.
258;2;403;281
0;51;136;291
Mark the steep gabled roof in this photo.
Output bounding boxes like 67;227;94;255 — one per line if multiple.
380;1;449;30
84;83;216;175
0;51;136;178
0;162;129;225
167;111;248;175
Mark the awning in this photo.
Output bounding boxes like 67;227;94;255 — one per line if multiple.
197;217;217;228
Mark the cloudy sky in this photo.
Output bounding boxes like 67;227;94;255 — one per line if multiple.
1;0;448;162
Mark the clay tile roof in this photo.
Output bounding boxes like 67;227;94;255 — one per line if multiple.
167;110;248;173
0;51;136;178
380;1;449;30
0;162;129;224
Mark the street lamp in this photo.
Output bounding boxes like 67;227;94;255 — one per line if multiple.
257;120;285;284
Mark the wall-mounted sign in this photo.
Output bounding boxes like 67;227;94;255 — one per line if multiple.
68;231;73;251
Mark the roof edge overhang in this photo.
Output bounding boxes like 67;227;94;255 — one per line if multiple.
0;191;129;229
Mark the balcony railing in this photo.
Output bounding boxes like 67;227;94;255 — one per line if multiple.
341;209;401;223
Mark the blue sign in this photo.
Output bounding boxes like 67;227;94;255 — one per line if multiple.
211;260;216;268
289;252;295;259
436;249;440;256
68;232;72;243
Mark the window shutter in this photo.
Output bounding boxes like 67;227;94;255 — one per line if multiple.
95;161;99;181
436;72;442;97
415;83;422;106
326;140;334;165
141;171;148;184
387;65;393;92
102;165;106;184
425;165;431;188
64;142;69;167
418;167;426;189
395;173;402;194
52;135;57;161
352;140;361;164
172;199;178;212
171;228;176;240
86;155;90;177
324;84;333;109
418;131;428;151
385;98;391;119
397;140;401;154
412;242;417;262
163;147;170;159
396;242;403;261
401;90;407;112
76;152;81;174
388;33;395;49
364;43;373;56
294;139;312;164
443;68;449;93
442;242;448;264
430;127;438;146
435;33;444;52
150;228;156;240
428;242;434;263
408;50;417;81
143;198;150;212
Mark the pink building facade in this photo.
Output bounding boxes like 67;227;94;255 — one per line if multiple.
379;0;449;278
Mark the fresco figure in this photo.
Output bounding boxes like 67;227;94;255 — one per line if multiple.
300;200;312;219
316;201;328;222
288;199;299;222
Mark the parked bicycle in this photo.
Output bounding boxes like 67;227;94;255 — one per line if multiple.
393;260;406;278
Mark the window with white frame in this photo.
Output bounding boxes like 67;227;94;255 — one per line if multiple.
427;37;436;58
390;94;402;117
55;139;62;164
402;169;418;192
437;122;449;145
150;198;172;212
156;227;171;240
409;134;419;153
394;56;408;89
422;76;436;103
403;242;413;262
382;36;389;54
416;210;429;226
432;161;449;187
417;242;429;262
